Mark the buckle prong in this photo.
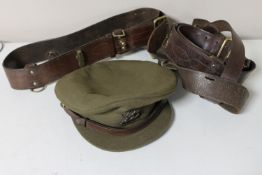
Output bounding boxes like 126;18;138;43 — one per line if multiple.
217;37;232;58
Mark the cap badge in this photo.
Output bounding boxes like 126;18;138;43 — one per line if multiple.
120;109;142;126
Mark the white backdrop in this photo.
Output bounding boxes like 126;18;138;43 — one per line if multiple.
0;41;262;175
0;0;262;41
1;1;262;175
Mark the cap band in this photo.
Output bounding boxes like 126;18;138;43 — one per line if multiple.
63;100;167;136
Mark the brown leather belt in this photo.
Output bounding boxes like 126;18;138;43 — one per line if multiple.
148;18;255;113
3;8;164;91
2;8;255;116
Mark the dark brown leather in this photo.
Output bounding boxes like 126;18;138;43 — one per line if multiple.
3;8;164;90
63;100;167;136
2;8;255;116
148;18;255;113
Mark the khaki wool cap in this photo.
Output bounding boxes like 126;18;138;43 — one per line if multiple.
55;60;177;151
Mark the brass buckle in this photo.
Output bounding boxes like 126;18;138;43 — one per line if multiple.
112;29;127;51
217;37;232;58
112;29;125;38
153;15;167;28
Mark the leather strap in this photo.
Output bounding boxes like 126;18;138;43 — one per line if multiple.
148;18;255;113
63;100;167;136
3;8;164;90
2;8;255;114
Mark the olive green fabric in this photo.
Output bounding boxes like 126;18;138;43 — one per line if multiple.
55;60;177;151
74;102;172;152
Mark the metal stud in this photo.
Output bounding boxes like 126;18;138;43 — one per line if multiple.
119;40;125;46
119;40;126;51
33;82;38;86
30;70;35;75
210;63;216;68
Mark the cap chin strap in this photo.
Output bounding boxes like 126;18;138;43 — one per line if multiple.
62;100;168;136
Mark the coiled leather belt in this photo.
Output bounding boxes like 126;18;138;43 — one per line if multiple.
148;18;255;113
2;8;255;114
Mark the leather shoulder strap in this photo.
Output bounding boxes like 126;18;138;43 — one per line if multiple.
148;18;255;113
